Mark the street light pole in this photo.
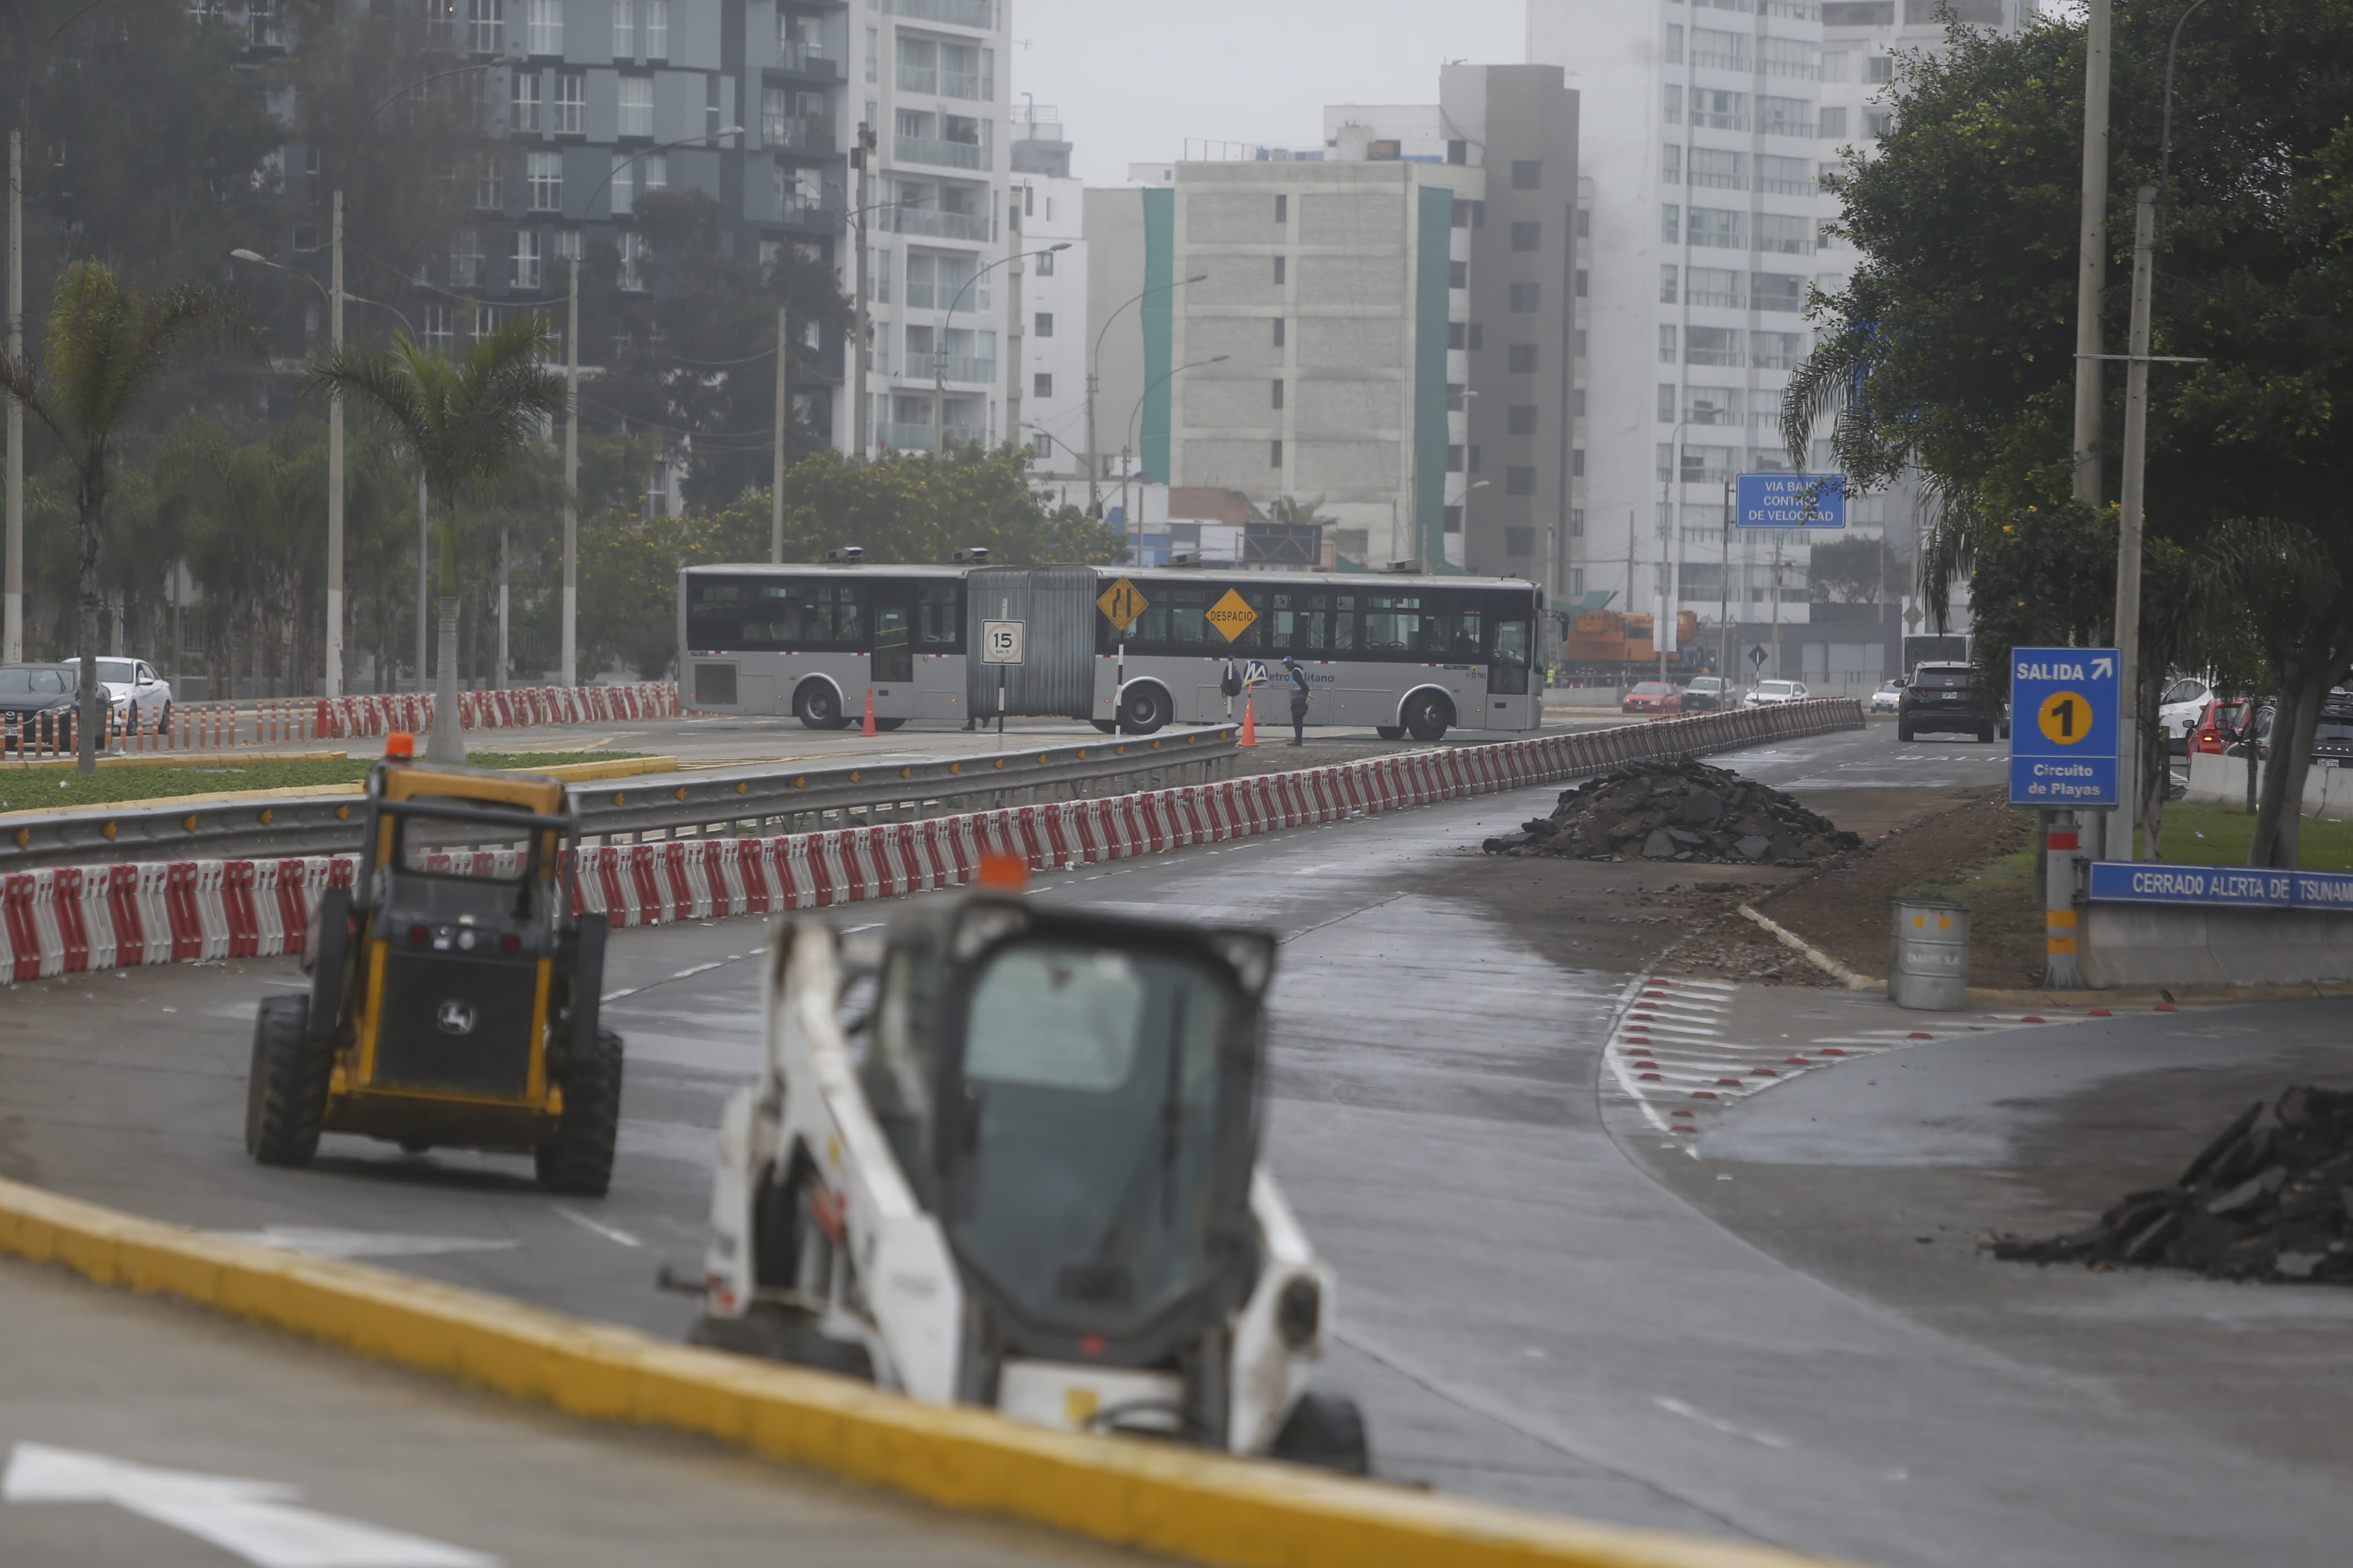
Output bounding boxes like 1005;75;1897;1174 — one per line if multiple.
1657;417;1689;684
326;188;345;699
1123;355;1229;557
851;123;874;460
562;255;579;686
772;303;788;562
1088;273;1206;518
5;128;21;665
936;244;1068;455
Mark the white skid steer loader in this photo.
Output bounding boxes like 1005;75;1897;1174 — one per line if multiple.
689;892;1369;1471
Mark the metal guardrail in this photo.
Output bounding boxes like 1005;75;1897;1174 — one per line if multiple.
0;727;1243;871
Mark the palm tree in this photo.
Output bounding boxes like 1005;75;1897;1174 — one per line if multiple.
0;262;253;772
308;317;568;763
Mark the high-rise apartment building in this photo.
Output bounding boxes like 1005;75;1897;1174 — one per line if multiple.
1010;105;1089;480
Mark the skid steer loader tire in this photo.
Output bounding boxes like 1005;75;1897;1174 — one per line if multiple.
688;1305;876;1380
1270;1389;1371;1476
536;1026;624;1196
245;994;333;1167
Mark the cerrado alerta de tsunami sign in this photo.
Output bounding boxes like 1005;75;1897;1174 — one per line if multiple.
2008;646;2119;809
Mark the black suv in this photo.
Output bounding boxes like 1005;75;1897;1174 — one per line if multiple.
1899;662;2010;743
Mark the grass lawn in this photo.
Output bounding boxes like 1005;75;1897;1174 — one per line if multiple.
0;751;645;813
2140;800;2353;871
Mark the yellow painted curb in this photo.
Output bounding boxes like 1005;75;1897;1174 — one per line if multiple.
0;1174;1860;1568
527;755;676;783
0;757;675;827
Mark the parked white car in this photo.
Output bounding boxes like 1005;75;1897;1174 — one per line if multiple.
1743;679;1810;708
94;659;173;734
2157;675;2212;753
1868;677;1906;713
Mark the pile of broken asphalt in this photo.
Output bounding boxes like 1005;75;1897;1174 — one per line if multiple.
1993;1086;2353;1283
1483;757;1865;866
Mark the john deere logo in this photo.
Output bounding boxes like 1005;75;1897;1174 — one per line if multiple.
436;1000;477;1036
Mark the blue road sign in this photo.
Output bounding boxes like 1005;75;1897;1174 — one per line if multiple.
2008;646;2119;808
1734;473;1848;529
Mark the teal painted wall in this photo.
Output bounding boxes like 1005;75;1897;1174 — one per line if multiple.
1411;184;1454;572
1140;187;1176;483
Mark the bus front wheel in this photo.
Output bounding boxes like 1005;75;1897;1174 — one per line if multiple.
1118;685;1171;736
1403;693;1451;744
795;683;847;731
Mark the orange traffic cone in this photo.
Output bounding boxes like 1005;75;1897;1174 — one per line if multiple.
861;688;878;737
1238;696;1257;747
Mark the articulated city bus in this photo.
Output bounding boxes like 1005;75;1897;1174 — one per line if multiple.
679;559;1543;742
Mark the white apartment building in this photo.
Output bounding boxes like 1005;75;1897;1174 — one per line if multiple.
835;0;1015;457
1528;0;2026;679
1010;106;1091;481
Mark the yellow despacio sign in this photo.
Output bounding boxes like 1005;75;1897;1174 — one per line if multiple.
1096;577;1149;628
1205;589;1258;642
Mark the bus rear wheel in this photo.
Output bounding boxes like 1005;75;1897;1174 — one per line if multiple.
1118;685;1171;736
795;683;846;731
1403;693;1451;744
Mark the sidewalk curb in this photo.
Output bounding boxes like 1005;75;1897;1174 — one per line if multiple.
0;1175;1866;1568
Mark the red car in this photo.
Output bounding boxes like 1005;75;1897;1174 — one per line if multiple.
2191;697;2256;756
1622;680;1683;715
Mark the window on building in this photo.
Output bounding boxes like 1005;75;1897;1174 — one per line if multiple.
1818;106;1848;140
554;228;581;261
473;157;503;211
1272;317;1285;348
1752;330;1805;370
554;72;584;135
1447;322;1466;350
1507;405;1537;435
1033;311;1053;338
1664;83;1683;126
618;75;653;138
1687;207;1745;249
1571;514;1585;543
1450;260;1469;288
1447;138;1467;165
644;0;667;58
1864;54;1894;84
1761;36;1819;80
423;304;454;351
1468;444;1481;472
526;0;562;54
1751;272;1805;312
1576;209;1591;239
1693;89;1749;131
1686;265;1742;307
1468;322;1484;351
1270;439;1283;467
527;150;562;211
1759;154;1814;196
1658;384;1678;422
512;72;543;132
1759;96;1814;137
1446;444;1464;474
612;0;634;57
1572;389;1586;418
1661;144;1681;185
1509;282;1540;312
1574;329;1587;357
1274;193;1287;223
1574;269;1588;298
1663;22;1684;63
1511;159;1542;191
619;231;647;291
1272;377;1285;409
1690;148;1746;190
1443;506;1463;535
1033;373;1053;398
1662;203;1680;243
1034;248;1054;275
1510;343;1538;374
610;153;636;214
449;231;484;287
466;0;501;54
1273;254;1286;284
1757;213;1815;255
512;230;542;289
1658;325;1677;364
1511;221;1540;253
1660;264;1678;304
1866;109;1895;138
1687;325;1743;366
1572;449;1586;477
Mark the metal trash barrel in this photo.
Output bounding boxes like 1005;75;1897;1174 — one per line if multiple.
1889;898;1970;1011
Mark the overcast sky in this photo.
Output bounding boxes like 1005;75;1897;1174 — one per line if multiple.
1011;0;1528;186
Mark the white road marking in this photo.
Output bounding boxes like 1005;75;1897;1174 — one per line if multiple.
213;1227;517;1262
1654;1397;1792;1450
553;1208;643;1249
3;1442;499;1567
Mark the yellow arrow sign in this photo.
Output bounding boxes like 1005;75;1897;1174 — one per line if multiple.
1097;577;1149;630
1205;588;1259;643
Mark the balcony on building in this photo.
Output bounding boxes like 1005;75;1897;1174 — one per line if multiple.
887;0;996;29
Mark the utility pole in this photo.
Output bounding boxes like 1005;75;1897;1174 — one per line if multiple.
2070;0;2114;869
326;188;345;699
772;304;788;563
2114;187;2157;859
496;527;510;689
562;256;579;687
6;129;21;665
1719;477;1733;682
852;123;874;460
1770;532;1785;680
415;473;428;694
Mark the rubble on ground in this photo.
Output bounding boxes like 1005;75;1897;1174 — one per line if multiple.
1992;1086;2353;1283
1482;758;1864;866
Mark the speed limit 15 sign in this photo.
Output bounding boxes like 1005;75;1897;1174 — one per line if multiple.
981;619;1026;666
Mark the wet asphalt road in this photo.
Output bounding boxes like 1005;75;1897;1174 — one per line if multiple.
3;721;2350;1566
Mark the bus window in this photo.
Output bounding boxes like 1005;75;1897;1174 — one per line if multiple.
1421;595;1484;660
809;581;864;646
1488;617;1532;694
916;581;962;650
873;598;913;682
1136;587;1211;650
1329;596;1359;654
1270;593;1325;653
1364;595;1420;655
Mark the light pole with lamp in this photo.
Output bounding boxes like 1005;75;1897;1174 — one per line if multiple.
935;244;1070;454
229;247;420;698
1087;273;1206;517
1656;417;1690;683
827;182;929;459
1122;355;1229;557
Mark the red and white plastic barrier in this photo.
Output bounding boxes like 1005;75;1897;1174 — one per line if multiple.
0;701;1862;984
310;681;680;741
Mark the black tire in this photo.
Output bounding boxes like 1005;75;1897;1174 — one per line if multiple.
536;1025;624;1196
156;703;173;737
245;993;333;1167
689;1304;876;1379
1374;725;1404;741
795;683;846;731
1403;692;1450;744
1980;724;1997;744
1091;718;1119;734
1270;1389;1370;1476
872;716;907;732
1897;722;1915;742
1118;684;1170;736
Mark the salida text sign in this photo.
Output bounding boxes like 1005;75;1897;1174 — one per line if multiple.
2087;861;2353;912
2008;646;2118;808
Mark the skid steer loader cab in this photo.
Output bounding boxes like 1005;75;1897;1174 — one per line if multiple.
693;895;1369;1472
243;737;624;1195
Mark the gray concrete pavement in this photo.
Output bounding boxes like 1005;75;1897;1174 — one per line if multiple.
8;722;2347;1565
0;1254;1139;1567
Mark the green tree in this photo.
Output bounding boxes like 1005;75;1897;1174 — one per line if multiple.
308;318;568;761
0;262;252;771
1785;6;2353;866
1806;533;1907;604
